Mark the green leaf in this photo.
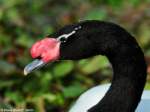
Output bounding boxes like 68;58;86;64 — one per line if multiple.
0;80;15;88
55;94;64;105
53;61;74;78
107;0;123;9
138;24;150;48
5;91;24;104
16;34;34;47
0;34;11;46
145;83;150;90
42;93;56;102
63;83;86;98
84;8;107;20
43;26;54;35
78;56;109;74
39;72;53;91
0;60;16;75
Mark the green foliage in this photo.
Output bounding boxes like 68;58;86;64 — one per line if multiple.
78;56;109;74
0;61;16;74
0;0;150;112
107;0;123;9
63;83;86;98
53;61;74;78
84;8;107;20
5;91;24;104
145;83;150;90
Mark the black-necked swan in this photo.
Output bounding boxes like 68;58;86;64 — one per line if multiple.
24;20;150;112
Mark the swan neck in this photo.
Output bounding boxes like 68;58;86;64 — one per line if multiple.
89;43;147;112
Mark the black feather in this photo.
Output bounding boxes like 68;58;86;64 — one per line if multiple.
50;20;147;112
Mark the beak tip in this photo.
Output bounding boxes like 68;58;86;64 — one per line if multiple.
24;69;28;76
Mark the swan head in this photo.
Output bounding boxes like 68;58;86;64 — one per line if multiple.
24;21;99;75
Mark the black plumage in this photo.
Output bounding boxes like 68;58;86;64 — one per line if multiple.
50;20;147;112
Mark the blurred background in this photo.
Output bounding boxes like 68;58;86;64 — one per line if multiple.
0;0;150;112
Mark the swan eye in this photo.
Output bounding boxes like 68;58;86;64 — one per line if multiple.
57;26;82;43
59;37;67;43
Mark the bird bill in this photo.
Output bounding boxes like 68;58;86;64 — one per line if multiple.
24;59;46;75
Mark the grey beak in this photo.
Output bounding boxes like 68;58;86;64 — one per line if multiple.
24;59;46;75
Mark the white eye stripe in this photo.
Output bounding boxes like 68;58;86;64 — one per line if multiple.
57;26;82;42
57;30;76;41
